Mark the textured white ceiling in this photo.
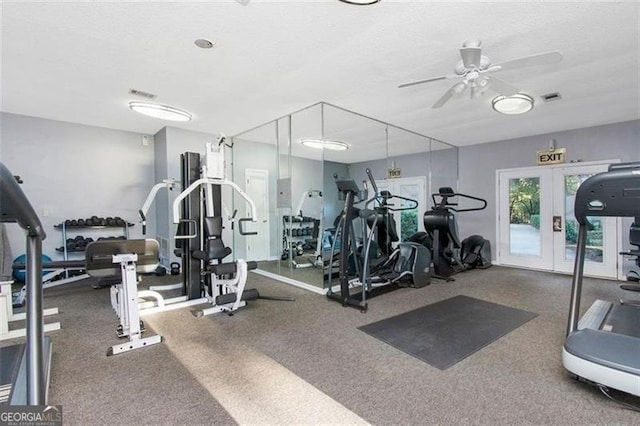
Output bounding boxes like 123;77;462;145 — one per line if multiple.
1;1;639;162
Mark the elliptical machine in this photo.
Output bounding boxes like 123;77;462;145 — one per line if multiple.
411;187;491;281
326;170;430;312
620;217;640;290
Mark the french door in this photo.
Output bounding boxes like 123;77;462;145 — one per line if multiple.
497;161;618;278
376;176;427;244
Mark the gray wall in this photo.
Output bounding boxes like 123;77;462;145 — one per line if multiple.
153;126;217;265
349;148;459;208
2;111;637;278
458;119;640;263
0;112;155;260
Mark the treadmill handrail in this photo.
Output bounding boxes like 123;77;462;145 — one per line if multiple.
0;162;46;405
0;163;46;239
574;161;640;226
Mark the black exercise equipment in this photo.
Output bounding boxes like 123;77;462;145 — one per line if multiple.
563;162;640;397
0;162;50;405
620;217;640;290
414;187;491;280
326;170;431;312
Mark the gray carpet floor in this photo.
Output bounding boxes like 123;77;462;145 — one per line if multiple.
3;266;640;424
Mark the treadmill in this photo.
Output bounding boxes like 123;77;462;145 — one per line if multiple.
0;162;52;405
563;162;640;397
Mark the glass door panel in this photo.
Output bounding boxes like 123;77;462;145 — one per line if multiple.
498;162;618;278
498;169;553;270
552;164;617;277
508;177;541;256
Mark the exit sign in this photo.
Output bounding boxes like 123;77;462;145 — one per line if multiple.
388;168;401;178
537;148;566;165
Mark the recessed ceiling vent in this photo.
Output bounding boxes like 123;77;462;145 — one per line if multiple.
129;89;157;100
541;92;562;102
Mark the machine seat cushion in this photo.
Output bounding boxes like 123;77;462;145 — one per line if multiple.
208;262;237;275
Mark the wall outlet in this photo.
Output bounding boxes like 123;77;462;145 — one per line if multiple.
42;208;49;217
142;135;150;146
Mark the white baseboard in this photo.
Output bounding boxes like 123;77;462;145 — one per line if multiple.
251;269;326;295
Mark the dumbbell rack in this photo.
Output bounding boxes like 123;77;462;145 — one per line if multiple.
282;216;319;268
282;216;316;243
54;220;133;278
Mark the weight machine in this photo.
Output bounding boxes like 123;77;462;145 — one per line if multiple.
171;137;293;316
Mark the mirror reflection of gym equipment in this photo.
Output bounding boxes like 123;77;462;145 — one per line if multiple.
231;102;459;291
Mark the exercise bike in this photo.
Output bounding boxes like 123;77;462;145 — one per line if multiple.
410;187;491;281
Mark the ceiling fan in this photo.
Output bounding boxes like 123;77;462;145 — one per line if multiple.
399;40;563;108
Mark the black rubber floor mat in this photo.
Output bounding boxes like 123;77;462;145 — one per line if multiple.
359;295;538;370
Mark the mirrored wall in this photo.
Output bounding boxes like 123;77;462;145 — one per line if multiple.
231;102;458;289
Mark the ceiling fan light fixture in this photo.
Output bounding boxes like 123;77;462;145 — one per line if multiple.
491;93;534;115
129;101;193;122
300;138;350;151
338;0;380;5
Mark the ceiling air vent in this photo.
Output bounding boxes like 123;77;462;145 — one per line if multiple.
128;89;157;100
541;92;562;102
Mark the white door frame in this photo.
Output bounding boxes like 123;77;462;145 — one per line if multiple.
245;168;270;261
495;159;622;279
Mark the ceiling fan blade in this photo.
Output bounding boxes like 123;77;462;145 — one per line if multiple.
459;47;482;68
398;74;456;89
493;50;563;72
486;75;520;96
432;82;466;108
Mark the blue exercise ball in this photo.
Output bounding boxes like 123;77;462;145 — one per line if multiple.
12;254;53;283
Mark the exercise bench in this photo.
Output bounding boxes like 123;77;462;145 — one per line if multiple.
85;239;164;356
